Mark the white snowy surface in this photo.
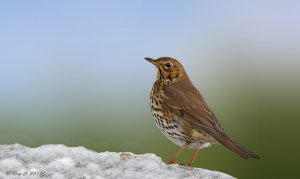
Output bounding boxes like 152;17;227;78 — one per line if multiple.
0;144;235;179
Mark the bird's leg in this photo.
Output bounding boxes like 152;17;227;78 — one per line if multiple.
188;148;199;167
168;144;187;164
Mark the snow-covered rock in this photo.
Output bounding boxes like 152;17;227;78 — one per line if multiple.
0;144;235;179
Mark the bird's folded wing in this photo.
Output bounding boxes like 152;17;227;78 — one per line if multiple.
162;82;228;139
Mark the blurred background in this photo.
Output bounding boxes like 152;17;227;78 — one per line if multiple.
1;1;299;178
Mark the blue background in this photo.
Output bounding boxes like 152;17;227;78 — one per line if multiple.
1;1;300;178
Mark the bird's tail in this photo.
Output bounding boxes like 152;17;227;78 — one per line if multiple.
216;135;260;159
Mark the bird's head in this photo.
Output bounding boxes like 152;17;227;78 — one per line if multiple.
145;57;185;84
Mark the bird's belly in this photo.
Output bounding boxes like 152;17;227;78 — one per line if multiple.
152;114;186;146
150;90;214;149
152;113;212;149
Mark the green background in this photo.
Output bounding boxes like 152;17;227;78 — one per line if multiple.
1;1;300;178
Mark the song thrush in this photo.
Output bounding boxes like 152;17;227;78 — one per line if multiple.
145;57;259;167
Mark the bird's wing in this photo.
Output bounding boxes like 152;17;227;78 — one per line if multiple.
162;79;227;138
161;77;260;159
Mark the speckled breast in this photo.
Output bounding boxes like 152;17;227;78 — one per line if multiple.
150;84;214;149
150;85;189;147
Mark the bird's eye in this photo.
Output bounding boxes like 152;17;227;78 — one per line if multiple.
165;62;173;68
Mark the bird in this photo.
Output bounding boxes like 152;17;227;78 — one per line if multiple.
145;57;259;167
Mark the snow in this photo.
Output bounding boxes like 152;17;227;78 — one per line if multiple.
0;144;235;179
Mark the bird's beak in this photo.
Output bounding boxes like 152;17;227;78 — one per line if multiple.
145;57;157;66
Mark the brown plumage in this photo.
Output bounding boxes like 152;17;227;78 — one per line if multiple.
146;57;259;166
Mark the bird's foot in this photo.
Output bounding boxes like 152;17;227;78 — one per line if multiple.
168;160;185;166
168;159;176;164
